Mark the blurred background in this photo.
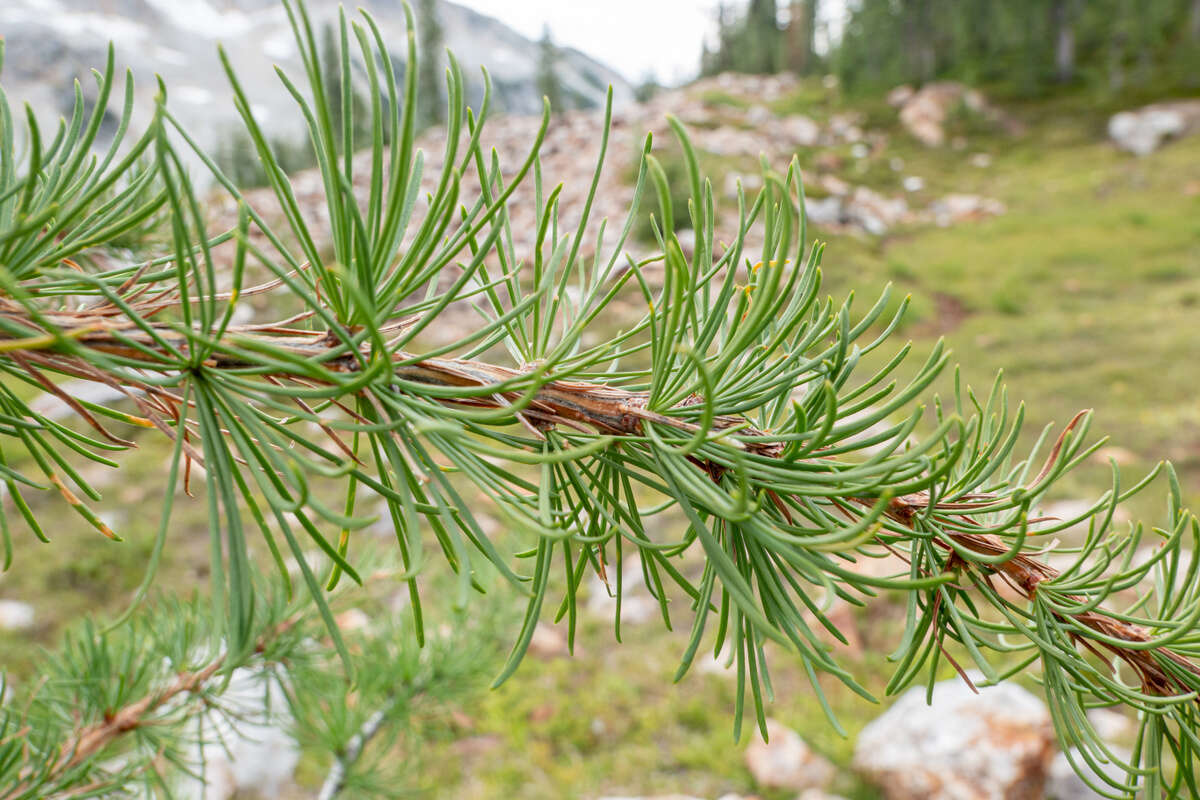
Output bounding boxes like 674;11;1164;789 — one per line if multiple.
1;1;1199;798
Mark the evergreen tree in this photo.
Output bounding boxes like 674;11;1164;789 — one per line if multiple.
536;24;565;112
702;0;783;76
783;0;819;75
831;0;1200;97
745;0;782;73
1051;0;1079;82
416;0;444;128
320;20;371;151
712;2;737;73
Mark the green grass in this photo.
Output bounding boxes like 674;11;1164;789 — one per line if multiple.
819;118;1200;522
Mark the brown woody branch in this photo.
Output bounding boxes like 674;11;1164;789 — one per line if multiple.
2;304;1198;701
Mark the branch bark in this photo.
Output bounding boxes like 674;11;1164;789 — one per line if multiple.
3;305;1198;703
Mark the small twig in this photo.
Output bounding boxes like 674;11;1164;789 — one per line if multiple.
316;695;399;800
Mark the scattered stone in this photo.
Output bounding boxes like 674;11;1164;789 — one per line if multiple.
1108;101;1200;155
853;675;1055;800
819;174;851;196
822;599;864;657
887;84;915;107
724;171;764;198
529;702;556;724
1091;446;1138;467
928;193;1005;226
29;380;133;422
969;152;993;168
846;186;908;236
675;228;698;257
781;114;821;147
1086;708;1132;742
528;621;572;658
898;82;992;147
747;104;774;126
697;644;736;678
451;734;502;759
586;560;660;627
902;175;925;192
815;151;845;171
804;196;843;227
1037;499;1095;535
724;170;763;196
179;668;299;800
335;607;370;632
449;709;476;732
694;127;767;157
829;112;865;144
1045;747;1132;800
201;70;1020;301
745;718;835;792
0;600;35;632
798;791;850;800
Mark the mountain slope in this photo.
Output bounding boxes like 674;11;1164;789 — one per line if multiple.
0;0;633;155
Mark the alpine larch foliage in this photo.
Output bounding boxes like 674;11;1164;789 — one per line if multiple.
0;1;1198;797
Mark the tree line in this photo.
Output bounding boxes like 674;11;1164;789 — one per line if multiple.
702;0;1200;97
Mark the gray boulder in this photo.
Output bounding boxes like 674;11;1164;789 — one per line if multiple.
1108;101;1200;155
744;718;835;792
854;676;1055;800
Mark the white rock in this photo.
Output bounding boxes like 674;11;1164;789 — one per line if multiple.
803;196;844;227
528;621;571;658
829;112;865;143
1108;101;1200;156
853;675;1055;800
781;114;821;147
697;644;736;678
1035;499;1095;535
898;82;995;147
747;104;774;125
0;600;35;631
902;175;925;192
745;718;835;791
694;127;765;157
1045;747;1132;800
1086;708;1132;742
724;171;764;198
819;174;851;196
334;607;370;632
586;559;659;627
29;380;133;422
178;667;299;800
846;186;908;235
887;84;915;108
928;193;1005;226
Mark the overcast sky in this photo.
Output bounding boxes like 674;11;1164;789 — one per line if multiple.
452;0;718;86
453;1;848;86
